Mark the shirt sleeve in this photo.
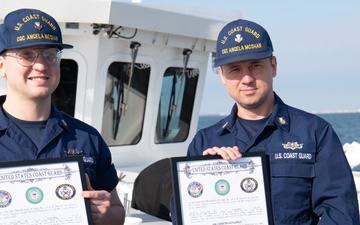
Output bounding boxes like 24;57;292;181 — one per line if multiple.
312;124;359;224
87;134;118;192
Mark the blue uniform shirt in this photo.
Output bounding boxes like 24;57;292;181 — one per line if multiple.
187;93;359;225
0;96;118;192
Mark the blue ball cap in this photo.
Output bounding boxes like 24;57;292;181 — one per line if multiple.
0;8;73;53
214;19;273;67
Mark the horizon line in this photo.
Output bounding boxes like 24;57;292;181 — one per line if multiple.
200;109;360;116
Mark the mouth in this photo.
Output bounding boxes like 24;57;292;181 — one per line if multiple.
241;88;257;94
29;77;49;81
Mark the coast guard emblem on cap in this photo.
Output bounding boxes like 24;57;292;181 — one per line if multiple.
34;22;42;31
235;34;243;43
282;142;303;150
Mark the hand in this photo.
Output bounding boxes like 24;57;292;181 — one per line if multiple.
81;174;122;224
203;146;242;160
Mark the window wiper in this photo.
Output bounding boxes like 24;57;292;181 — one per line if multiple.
123;41;141;115
163;72;177;137
173;49;192;115
112;42;141;139
112;74;124;140
162;49;192;138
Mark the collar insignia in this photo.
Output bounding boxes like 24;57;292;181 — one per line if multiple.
34;22;43;31
62;119;68;127
64;149;83;155
282;142;303;150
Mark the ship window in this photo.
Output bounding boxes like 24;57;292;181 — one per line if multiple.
155;67;199;144
101;61;150;146
52;59;78;116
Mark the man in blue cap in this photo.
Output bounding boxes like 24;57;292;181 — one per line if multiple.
0;8;124;224
180;19;359;224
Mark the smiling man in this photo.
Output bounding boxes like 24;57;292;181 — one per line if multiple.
0;8;124;225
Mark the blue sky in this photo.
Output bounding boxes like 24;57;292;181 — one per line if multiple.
141;0;360;115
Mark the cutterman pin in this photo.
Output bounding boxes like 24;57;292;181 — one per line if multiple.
282;142;303;150
64;149;83;155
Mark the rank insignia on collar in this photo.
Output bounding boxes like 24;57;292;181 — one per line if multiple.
282;142;303;150
278;117;286;125
61;119;68;127
64;149;83;155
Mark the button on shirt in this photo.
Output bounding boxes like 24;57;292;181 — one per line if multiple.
187;93;359;225
0;96;118;192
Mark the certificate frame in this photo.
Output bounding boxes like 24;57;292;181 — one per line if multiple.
0;156;93;225
171;152;273;225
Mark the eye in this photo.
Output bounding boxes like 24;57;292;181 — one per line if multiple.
18;51;36;60
43;48;61;63
249;63;263;72
229;67;241;73
43;52;57;61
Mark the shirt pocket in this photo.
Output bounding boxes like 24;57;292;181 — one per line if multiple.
271;162;315;178
269;143;316;223
271;163;316;223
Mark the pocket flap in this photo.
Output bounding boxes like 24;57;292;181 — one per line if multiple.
271;162;315;178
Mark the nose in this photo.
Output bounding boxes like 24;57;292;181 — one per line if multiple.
240;69;254;84
32;53;49;70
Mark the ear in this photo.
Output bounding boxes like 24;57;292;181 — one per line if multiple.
218;66;226;85
271;56;277;78
0;58;4;78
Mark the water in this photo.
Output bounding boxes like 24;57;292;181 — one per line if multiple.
198;112;360;145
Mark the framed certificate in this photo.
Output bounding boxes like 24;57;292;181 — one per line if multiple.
0;156;93;225
171;152;273;225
